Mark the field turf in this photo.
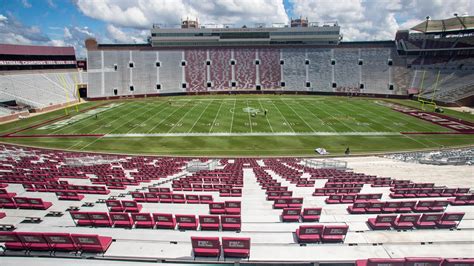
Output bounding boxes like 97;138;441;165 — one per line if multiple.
1;95;473;156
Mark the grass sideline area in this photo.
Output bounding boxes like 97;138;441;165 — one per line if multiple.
1;95;473;156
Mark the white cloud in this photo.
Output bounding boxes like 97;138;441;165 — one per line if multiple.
76;0;288;29
290;0;474;41
46;0;57;8
21;0;32;8
0;13;50;44
106;24;147;43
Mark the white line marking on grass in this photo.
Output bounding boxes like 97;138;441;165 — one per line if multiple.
89;103;151;134
258;99;274;133
230;99;236;133
297;100;336;132
126;101;169;134
304;99;357;132
188;100;214;133
270;100;295;132
167;101;202;133
281;99;317;132
246;100;253;133
146;100;191;133
57;103;129;134
209;100;224;133
105;132;400;137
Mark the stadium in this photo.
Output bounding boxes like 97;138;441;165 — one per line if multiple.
0;7;473;266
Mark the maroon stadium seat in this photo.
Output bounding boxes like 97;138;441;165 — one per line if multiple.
301;208;321;222
44;233;79;252
16;232;50;251
89;212;112;227
414;213;443;229
436;212;464;229
191;236;221;258
222;237;250;259
176;214;198;230
153;213;176;229
225;201;241;215
209;202;226;214
355;258;406;266
110;212;133;228
404;257;443;266
367;214;397;230
281;208;301;222
0;231;25;250
321;225;349;243
393;214;420;230
199;215;220;231
71;234;113;253
131;212;154;228
296;225;324;243
221;215;241;231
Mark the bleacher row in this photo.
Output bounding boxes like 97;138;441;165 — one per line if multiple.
0;144;473;263
70;211;241;231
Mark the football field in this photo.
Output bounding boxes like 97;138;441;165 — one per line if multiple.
1;95;473;156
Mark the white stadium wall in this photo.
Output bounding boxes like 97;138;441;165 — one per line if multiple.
86;47;401;98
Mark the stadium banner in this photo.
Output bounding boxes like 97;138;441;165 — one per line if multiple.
377;101;474;133
0;60;76;66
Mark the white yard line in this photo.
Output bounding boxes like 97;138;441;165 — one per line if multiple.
297;100;337;132
209;100;224;133
304;99;358;132
167;101;203;133
230;99;236;133
281;99;317;132
105;132;401;137
246;100;253;133
188;100;214;133
51;103;125;134
89;103;151;134
258;99;274;133
147;101;191;133
125;101;169;134
270;100;296;133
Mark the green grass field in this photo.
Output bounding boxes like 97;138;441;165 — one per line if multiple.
1;95;473;156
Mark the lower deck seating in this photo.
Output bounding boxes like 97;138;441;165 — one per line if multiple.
191;236;251;259
296;224;349;243
367;213;464;230
0;231;113;253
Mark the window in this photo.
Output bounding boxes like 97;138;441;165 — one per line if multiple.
129;85;134;91
129;62;134;68
155;62;161;67
156;84;161;90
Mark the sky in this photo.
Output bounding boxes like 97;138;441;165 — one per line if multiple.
0;0;473;58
